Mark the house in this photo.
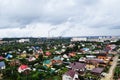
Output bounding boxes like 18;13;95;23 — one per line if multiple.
37;49;43;54
69;52;76;57
52;56;62;65
63;54;69;59
86;59;106;70
81;48;89;52
55;51;61;54
28;56;36;62
62;70;79;80
18;64;31;73
43;60;52;68
97;53;112;65
0;61;5;69
105;45;112;53
68;62;86;74
86;55;96;59
61;49;66;53
68;44;74;48
85;59;98;70
34;53;40;59
97;53;107;60
6;54;13;59
80;48;89;53
0;56;4;60
9;59;21;66
20;53;27;58
45;51;51;56
91;68;104;75
106;44;116;53
79;57;86;63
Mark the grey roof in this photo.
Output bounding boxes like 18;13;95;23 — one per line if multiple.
65;70;76;78
69;62;86;70
97;53;107;56
86;59;104;64
91;68;104;74
0;61;5;67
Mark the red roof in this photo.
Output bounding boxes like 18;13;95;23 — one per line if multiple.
19;65;28;70
0;56;4;60
45;51;51;56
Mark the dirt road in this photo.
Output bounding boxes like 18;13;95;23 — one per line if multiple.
101;55;118;80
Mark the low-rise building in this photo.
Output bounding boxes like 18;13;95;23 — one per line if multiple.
62;70;79;80
0;61;5;69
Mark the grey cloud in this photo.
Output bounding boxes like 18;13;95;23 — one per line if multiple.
110;26;120;29
0;0;120;37
0;0;92;29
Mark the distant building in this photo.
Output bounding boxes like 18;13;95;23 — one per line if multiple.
87;36;111;42
87;38;101;42
71;37;87;42
17;39;30;43
0;40;8;44
87;36;120;42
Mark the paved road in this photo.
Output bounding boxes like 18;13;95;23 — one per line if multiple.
101;55;118;80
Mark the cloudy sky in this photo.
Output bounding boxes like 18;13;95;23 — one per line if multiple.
0;0;120;38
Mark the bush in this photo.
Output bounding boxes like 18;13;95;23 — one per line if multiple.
114;66;120;80
103;66;110;73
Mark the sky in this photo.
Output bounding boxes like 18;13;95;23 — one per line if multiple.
0;0;120;38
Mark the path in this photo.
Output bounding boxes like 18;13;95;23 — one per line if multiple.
101;55;118;80
0;74;2;80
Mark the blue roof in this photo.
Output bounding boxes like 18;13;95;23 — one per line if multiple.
6;54;12;59
0;61;5;67
53;56;61;60
43;60;51;64
35;46;40;50
82;48;89;51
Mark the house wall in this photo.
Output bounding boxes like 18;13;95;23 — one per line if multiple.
62;75;72;80
0;66;5;69
43;62;52;68
73;74;79;80
98;56;107;60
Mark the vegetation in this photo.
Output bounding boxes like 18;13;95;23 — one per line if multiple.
0;38;119;80
103;66;110;73
114;66;120;80
84;72;100;80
